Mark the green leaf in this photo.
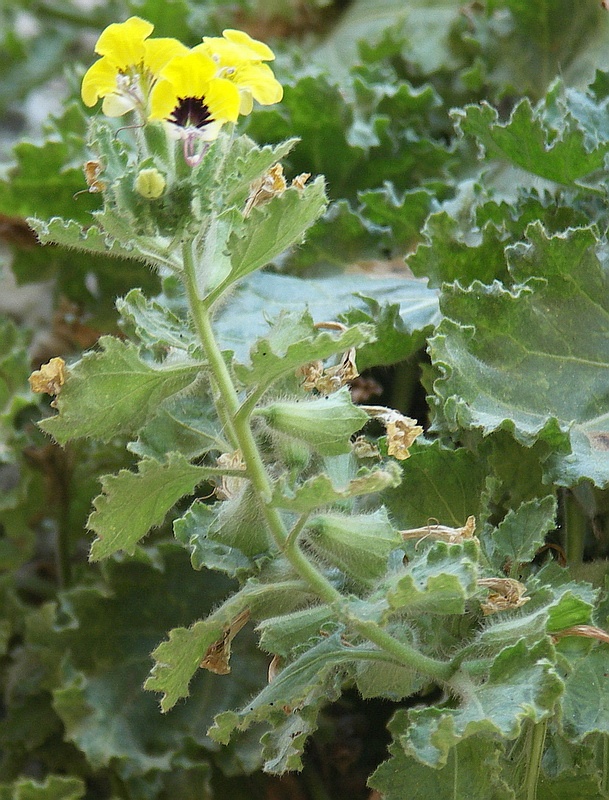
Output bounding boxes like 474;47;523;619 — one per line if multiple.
129;392;226;462
28;217;145;263
233;309;374;389
39;337;201;444
359;185;435;253
88;453;209;560
0;776;86;800
455;98;609;187
431;225;609;486
561;647;609;740
311;0;466;78
209;632;355;746
404;639;563;767
489;495;557;568
215;271;439;364
174;502;253;578
387;540;480;615
143;571;306;712
223;179;328;289
117;288;198;355
246;70;451;201
256;605;335;658
49;546;266;777
175;491;270;567
341;293;438;371
0;130;96;224
143;619;225;713
370;735;512;800
408;211;511;288
384;440;487;530
274;461;403;513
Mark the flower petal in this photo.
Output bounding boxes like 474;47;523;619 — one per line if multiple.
81;56;119;106
232;62;283;107
221;29;275;60
101;93;137;117
158;51;218;97
95;16;153;69
149;51;240;125
204;78;241;122
144;38;189;75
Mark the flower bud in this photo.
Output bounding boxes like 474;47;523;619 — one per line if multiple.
134;167;166;199
256;387;368;456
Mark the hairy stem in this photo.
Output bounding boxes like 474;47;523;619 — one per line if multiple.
182;239;454;684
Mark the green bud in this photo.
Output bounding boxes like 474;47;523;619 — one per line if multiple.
305;508;399;581
209;485;269;558
256;387;368;456
134;167;166;199
275;435;312;472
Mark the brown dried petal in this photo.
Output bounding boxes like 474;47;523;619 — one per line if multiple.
83;160;106;193
552;624;609;644
244;163;287;215
297;348;359;395
215;450;246;500
478;577;530;615
363;407;423;460
291;172;310;190
29;357;67;396
401;515;477;545
200;609;251;675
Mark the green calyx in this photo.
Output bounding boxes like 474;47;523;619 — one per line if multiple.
254;386;369;455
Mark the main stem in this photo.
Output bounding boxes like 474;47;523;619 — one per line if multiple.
182;240;453;683
523;720;547;800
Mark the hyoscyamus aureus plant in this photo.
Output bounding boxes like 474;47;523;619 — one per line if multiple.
26;15;608;794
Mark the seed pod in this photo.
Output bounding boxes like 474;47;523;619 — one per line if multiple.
256;387;368;455
305;508;400;581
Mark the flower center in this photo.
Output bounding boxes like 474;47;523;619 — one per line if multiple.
168;97;213;129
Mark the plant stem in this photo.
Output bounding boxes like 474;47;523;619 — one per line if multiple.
181;239;454;684
562;489;586;566
602;734;609;797
523;720;547;800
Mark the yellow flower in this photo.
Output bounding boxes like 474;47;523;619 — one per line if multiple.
196;29;283;115
149;50;241;163
81;16;187;117
150;50;240;133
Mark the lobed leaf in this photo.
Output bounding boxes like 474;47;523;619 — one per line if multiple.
404;639;563;767
274;461;403;513
224;179;328;287
454;98;609;187
387;540;480;615
39;337;201;444
370;735;513;800
431;225;609;486
88;453;210;560
489;495;558;568
233;309;374;389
